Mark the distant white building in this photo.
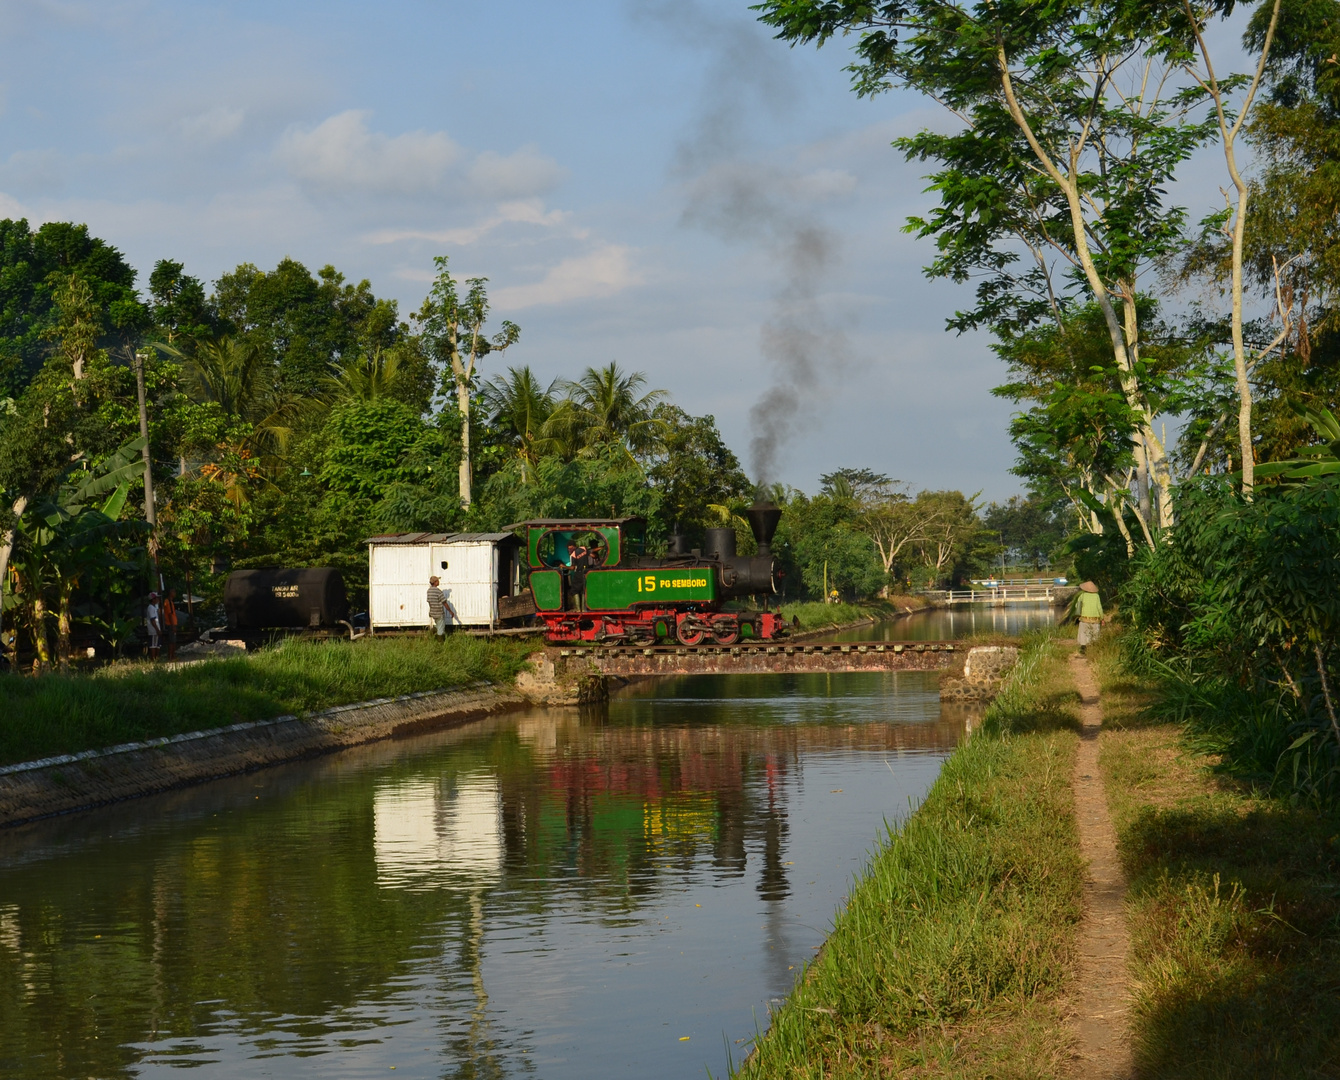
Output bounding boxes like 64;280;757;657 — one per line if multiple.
366;531;521;630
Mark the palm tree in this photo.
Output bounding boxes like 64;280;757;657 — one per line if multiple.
185;336;298;458
184;336;268;418
482;366;558;482
323;347;403;403
544;362;669;463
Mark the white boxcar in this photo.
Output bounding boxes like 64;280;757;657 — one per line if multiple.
367;532;519;629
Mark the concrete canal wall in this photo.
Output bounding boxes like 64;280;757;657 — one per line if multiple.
0;683;523;828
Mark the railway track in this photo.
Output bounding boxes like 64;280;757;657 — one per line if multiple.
550;639;956;659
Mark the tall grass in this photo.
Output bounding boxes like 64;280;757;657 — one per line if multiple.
0;635;533;767
735;634;1083;1077
980;631;1078;736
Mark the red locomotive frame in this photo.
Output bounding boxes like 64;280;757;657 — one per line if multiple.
540;606;790;646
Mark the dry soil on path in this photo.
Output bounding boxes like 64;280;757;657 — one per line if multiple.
1069;653;1133;1078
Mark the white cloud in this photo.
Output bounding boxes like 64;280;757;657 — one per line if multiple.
276;109;464;195
175;105;244;144
275;111;566;202
0;190;25;218
466;146;567;199
493;245;640;309
364;199;571;246
0;148;65;195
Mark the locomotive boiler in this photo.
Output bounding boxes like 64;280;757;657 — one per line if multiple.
508;501;789;646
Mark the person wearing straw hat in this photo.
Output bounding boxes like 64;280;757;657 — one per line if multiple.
1076;581;1103;654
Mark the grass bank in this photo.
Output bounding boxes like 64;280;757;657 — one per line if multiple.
1090;634;1340;1078
0;634;533;767
736;633;1083;1078
778;595;930;631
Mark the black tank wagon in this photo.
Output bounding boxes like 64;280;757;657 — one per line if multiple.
223;568;349;632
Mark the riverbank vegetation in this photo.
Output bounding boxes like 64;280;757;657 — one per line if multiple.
1090;635;1340;1076
736;634;1084;1077
0;633;532;767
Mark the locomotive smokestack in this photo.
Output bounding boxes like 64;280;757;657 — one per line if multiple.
746;502;782;557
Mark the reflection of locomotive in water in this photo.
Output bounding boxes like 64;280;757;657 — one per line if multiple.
509;502;789;646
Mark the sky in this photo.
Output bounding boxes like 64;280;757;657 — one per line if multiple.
0;1;1255;500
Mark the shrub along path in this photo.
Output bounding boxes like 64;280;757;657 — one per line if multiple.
1069;653;1134;1077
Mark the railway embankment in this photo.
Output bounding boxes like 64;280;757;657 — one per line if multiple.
736;632;1088;1077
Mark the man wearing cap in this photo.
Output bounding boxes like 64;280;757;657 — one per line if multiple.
145;592;162;661
1076;581;1103;654
426;576;457;640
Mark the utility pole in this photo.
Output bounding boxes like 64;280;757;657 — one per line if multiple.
133;348;159;590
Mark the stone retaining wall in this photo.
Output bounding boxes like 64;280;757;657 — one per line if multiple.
938;645;1020;703
0;683;521;828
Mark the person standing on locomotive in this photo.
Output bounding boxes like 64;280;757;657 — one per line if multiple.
565;539;592;610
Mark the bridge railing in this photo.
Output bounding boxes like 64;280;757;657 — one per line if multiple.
920;586;1062;603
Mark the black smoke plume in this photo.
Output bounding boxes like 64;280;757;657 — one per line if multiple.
641;0;850;485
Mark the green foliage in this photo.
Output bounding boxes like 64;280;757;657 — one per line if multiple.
646;406;751;549
775;488;885;600
214;259;401;398
0;219;140;395
1122;476;1340;801
544;362;668;462
471;448;659;532
982;495;1066;569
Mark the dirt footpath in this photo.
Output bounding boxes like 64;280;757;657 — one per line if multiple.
1069;653;1133;1077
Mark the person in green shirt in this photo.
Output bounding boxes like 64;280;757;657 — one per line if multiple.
1076;580;1103;654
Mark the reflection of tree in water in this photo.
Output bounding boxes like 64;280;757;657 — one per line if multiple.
758;754;789;903
435;889;507;1080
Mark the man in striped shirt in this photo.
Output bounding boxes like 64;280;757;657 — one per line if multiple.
427;576;448;640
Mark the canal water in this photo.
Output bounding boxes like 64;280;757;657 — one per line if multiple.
0;608;1055;1080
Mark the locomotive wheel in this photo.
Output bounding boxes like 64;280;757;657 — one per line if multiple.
676;620;705;646
711;620;740;645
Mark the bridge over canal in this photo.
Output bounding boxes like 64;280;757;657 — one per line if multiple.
547;639;961;680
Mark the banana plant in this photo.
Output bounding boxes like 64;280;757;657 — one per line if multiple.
1254;406;1340;481
9;438;148;669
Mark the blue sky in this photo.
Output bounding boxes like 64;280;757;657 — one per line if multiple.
0;1;1252;500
